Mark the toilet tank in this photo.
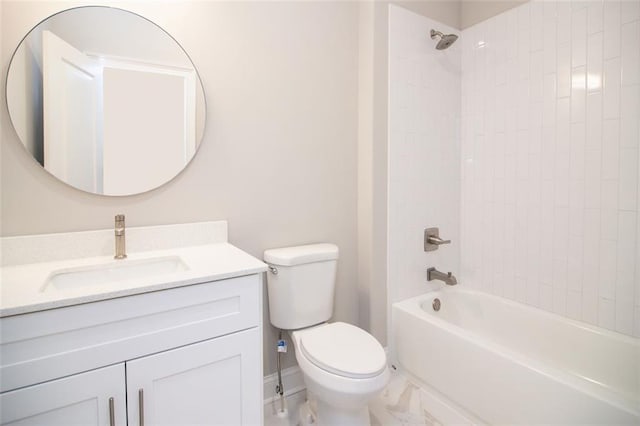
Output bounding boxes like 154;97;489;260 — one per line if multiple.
264;243;339;330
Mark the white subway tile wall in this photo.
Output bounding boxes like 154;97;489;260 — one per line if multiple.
461;0;640;337
388;5;461;304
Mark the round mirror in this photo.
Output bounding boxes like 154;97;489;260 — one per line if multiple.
5;6;206;196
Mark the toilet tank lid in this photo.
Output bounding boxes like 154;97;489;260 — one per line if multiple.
264;243;339;266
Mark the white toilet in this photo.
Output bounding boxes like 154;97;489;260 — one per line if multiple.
264;243;389;425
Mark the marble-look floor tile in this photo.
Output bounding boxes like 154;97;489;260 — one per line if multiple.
370;371;445;426
265;369;477;426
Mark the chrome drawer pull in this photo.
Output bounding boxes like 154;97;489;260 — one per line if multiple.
109;397;115;426
138;389;145;426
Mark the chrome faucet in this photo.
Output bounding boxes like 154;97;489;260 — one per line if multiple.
427;267;457;285
114;214;127;259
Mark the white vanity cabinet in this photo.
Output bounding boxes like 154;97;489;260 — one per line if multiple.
0;363;126;425
0;274;263;426
126;328;260;426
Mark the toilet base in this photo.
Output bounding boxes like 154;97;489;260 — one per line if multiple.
316;398;371;426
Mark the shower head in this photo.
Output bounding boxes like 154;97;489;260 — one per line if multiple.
430;29;458;50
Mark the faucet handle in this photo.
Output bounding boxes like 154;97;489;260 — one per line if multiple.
114;214;126;237
114;214;127;259
428;235;451;245
115;215;126;230
424;227;451;251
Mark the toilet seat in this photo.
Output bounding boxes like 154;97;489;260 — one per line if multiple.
299;322;386;379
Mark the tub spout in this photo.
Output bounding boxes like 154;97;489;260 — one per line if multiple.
427;267;457;285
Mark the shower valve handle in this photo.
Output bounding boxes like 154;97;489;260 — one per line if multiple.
424;227;451;251
427;235;451;245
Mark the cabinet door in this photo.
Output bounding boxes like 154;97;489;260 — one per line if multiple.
126;327;261;426
0;363;126;426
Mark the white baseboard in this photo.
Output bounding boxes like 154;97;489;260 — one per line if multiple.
263;366;305;405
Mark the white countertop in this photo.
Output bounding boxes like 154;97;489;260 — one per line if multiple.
1;242;267;317
0;221;267;317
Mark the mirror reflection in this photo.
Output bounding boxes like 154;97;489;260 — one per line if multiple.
6;6;206;196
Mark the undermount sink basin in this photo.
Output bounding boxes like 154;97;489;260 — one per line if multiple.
42;256;189;292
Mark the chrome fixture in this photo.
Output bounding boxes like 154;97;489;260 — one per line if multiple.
109;397;115;426
424;227;451;251
432;298;441;311
138;388;145;426
114;214;127;259
427;267;457;285
430;29;458;50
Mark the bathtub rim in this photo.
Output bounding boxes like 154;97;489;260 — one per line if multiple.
391;288;640;418
400;287;640;346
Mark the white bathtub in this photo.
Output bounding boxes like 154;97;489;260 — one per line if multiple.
392;288;640;425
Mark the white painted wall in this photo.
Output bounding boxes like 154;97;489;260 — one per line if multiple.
396;1;461;29
5;33;43;164
1;0;359;375
387;5;461;308
461;0;528;29
461;0;640;337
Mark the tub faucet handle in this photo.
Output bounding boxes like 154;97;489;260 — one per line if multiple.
424;227;451;251
428;235;451;245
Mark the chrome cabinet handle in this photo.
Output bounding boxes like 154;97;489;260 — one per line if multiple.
138;389;145;426
109;397;115;426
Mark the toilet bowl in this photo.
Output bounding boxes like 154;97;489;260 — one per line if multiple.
264;244;389;425
290;322;389;425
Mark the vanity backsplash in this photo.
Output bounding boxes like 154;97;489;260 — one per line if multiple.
1;221;228;266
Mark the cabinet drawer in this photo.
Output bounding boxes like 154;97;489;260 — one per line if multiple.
0;274;261;392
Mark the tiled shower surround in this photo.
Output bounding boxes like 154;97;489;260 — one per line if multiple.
389;1;640;339
460;0;640;336
388;6;461;305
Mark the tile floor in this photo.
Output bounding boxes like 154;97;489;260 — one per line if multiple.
265;369;478;426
